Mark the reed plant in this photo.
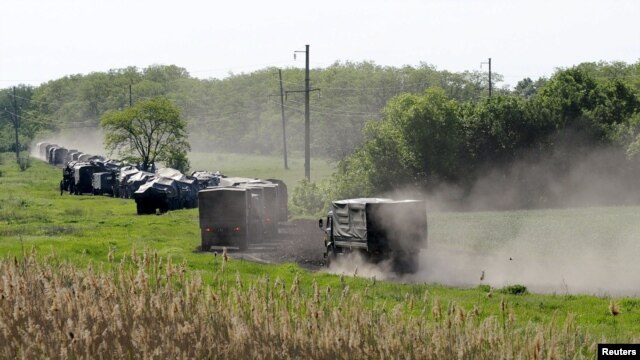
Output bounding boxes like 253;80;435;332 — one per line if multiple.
0;248;601;359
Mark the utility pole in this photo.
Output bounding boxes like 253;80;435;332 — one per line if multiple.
12;87;20;160
129;83;133;107
278;69;288;169
488;57;492;98
291;44;319;181
481;58;492;97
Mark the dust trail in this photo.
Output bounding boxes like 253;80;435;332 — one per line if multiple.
32;128;107;158
326;142;640;296
326;252;396;281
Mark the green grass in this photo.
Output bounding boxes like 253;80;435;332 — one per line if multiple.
0;152;639;344
189;151;335;188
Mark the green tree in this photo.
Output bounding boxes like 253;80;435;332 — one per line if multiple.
100;97;190;172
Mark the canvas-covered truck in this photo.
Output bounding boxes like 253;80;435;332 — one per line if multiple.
319;198;427;274
198;187;264;251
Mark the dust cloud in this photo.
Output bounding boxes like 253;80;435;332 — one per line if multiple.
329;142;640;296
31;128;107;158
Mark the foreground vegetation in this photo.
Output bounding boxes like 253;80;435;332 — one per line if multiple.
1;249;611;359
1;153;639;358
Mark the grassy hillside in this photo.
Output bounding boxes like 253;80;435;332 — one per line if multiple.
0;153;639;356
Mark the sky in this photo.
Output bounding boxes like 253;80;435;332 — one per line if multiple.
1;0;638;89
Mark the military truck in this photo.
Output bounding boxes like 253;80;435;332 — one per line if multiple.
133;177;179;214
319;198;427;274
71;162;103;195
92;171;117;196
198;187;264;251
266;178;288;222
133;176;198;214
240;183;280;238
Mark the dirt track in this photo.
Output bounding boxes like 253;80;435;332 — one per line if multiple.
204;219;327;270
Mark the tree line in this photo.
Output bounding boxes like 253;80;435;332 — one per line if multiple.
1;61;522;158
299;63;640;212
2;60;640;211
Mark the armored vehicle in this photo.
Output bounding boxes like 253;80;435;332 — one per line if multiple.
198;187;264;251
51;147;69;166
133;169;199;215
71;162;104;195
191;170;221;189
92;171;117;196
319;198;427;274
133;177;179;214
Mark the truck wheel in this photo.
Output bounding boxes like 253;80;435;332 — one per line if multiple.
392;251;419;274
326;246;337;267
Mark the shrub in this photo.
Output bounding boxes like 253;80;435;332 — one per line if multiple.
499;284;529;295
290;179;327;217
17;155;31;171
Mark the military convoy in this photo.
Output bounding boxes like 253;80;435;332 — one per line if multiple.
36;142;203;214
36;142;426;274
319;198;427;274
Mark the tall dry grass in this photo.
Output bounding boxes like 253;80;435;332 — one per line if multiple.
0;248;598;359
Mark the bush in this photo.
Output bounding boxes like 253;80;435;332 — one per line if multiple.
499;284;529;295
290;179;327;217
17;155;31;171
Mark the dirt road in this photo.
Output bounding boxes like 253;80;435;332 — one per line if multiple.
203;219;327;270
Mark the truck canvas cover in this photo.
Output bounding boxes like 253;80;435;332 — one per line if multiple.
331;198;426;242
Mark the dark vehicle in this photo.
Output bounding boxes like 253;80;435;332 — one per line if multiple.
64;150;78;163
133;177;179;214
51;147;69;166
71;162;103;195
191;170;222;189
319;198;427;274
92;172;117;196
43;144;57;162
61;161;77;193
266;178;288;222
36;142;53;160
133;172;198;215
241;183;279;238
124;171;155;198
199;187;264;251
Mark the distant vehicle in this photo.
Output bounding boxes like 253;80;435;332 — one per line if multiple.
191;170;222;189
71;162;103;195
133;169;199;215
319;198;427;274
198;187;264;251
92;171;117;196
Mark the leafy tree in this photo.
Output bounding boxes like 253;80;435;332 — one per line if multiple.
0;85;35;158
514;77;547;98
100;97;190;172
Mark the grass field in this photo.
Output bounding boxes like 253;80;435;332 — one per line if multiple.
0;153;639;357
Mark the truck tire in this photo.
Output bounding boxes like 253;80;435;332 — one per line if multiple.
392;251;419;274
325;245;337;267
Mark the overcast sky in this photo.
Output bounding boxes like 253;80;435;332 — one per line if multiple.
1;0;638;88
